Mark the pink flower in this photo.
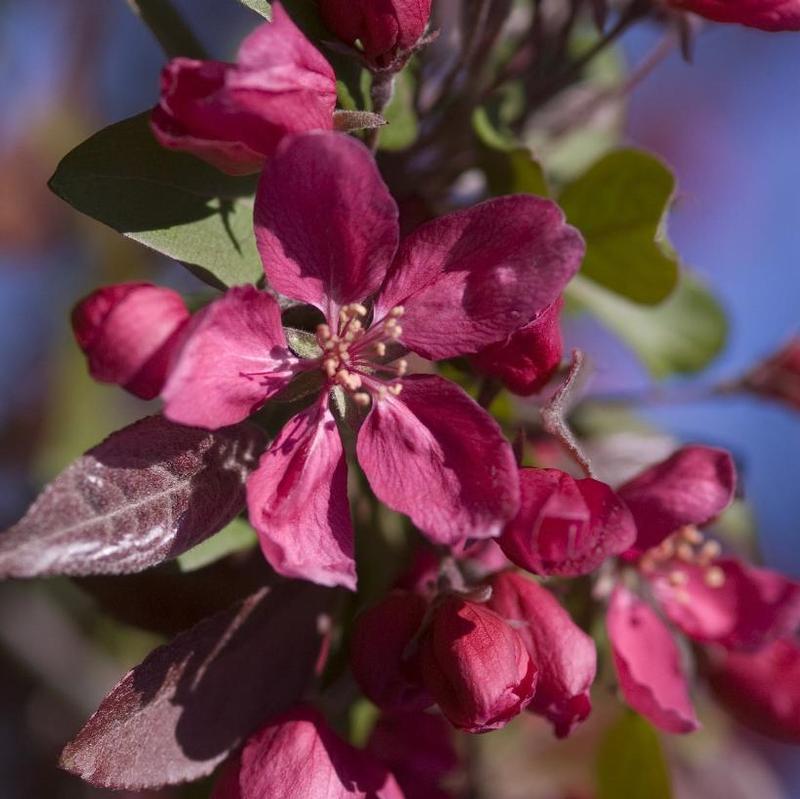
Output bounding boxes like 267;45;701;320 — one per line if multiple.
487;571;596;738
163;131;584;589
212;705;404;798
470;298;564;396
350;591;432;711
707;637;800;743
72;283;189;400
151;4;336;174
319;0;432;70
668;0;800;31
498;468;636;577
416;595;537;733
743;336;800;411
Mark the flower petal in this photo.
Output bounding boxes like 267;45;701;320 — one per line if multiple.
374;196;583;360
499;468;636;577
255;132;399;322
162;285;299;430
649;557;800;650
607;586;699;734
618;445;736;552
357;375;519;545
247;400;356;590
668;0;800;32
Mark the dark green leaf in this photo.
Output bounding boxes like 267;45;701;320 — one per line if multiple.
238;0;272;19
559;149;679;305
567;273;727;378
49;114;262;289
596;712;672;799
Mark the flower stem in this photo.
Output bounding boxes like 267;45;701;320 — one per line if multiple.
125;0;207;59
366;73;396;152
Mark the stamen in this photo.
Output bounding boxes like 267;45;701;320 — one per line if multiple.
704;566;726;588
374;342;387;357
388;306;405;318
388;383;403;396
396;359;408;377
353;392;371;407
668;569;688;587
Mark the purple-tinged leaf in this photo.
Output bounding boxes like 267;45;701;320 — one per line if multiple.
0;415;266;579
61;579;333;789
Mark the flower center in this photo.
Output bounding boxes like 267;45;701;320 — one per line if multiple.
316;304;408;407
639;525;726;591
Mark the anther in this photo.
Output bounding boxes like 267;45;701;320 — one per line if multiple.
317;324;331;341
389;306;405;318
388;383;403;396
353;392;371;407
699;540;721;564
324;359;337;378
704;566;726;588
396;359;408;376
676;543;694;562
668;569;688;587
374;342;387;357
680;526;703;545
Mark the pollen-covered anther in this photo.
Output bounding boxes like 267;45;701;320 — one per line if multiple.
643;524;726;589
374;342;387;357
352;392;371;407
704;565;726;588
668;569;689;587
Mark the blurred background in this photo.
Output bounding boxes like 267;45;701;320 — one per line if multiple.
0;1;797;796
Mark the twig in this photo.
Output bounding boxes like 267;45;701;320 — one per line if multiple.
126;0;207;59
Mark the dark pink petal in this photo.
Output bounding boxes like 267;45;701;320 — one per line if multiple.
247;400;356;590
618;446;736;552
743;335;800;411
374;196;584;360
61;582;331;790
668;0;800;31
162;285;299;430
708;637;800;743
649;557;800;650
499;468;636;577
72;283;189;400
151;6;336;174
470;298;563;396
607;586;699;734
488;571;596;738
350;591;433;711
216;705;405;799
357;375;519;545
418;596;537;733
255;132;399;322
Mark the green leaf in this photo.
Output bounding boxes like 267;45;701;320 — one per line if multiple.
567;273;727;378
177;517;258;572
238;0;272;19
559;149;679;305
380;71;418;152
49;114;262;289
596;712;672;799
473;107;549;198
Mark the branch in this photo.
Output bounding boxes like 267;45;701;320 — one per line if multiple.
126;0;207;59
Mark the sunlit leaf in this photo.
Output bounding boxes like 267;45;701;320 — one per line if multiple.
177;517;258;573
380;71;418;151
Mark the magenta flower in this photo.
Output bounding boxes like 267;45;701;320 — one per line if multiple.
668;0;800;31
212;705;405;799
72;282;190;400
163;131;584;589
487;570;597;738
151;4;336;175
743;335;800;411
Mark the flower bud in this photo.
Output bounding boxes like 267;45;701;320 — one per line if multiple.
151;5;336;174
417;595;537;733
487;571;596;738
708;638;800;743
350;591;433;711
72;283;189;400
319;0;433;70
470;299;563;396
742;336;800;411
499;468;636;577
667;0;800;32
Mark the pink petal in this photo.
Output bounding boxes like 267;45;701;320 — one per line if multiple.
488;571;596;738
72;283;190;400
247;400;356;590
162;285;299;429
255;132;399;323
649;557;800;650
607;586;699;734
499;468;636;577
618;446;736;552
668;0;800;31
373;196;584;360
357;375;519;545
470;298;563;396
216;705;405;799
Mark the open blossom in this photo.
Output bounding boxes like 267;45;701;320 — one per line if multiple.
416;595;537;733
151;4;336;174
668;0;800;30
212;705;404;799
319;0;432;70
162;131;584;590
487;571;596;738
72;283;189;400
742;336;800;410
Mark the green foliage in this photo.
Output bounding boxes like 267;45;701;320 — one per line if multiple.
568;273;727;378
559;149;679;305
49;114;262;289
238;0;272;19
380;71;419;151
596;712;672;799
177;517;258;572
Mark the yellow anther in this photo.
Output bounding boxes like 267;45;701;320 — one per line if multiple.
700;540;721;563
704;566;726;588
389;325;402;339
353;392;371;407
374;342;387;357
389;306;405;318
680;526;703;544
388;383;403;396
353;303;368;317
317;324;331;341
668;569;688;587
676;543;694;562
396;359;408;377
